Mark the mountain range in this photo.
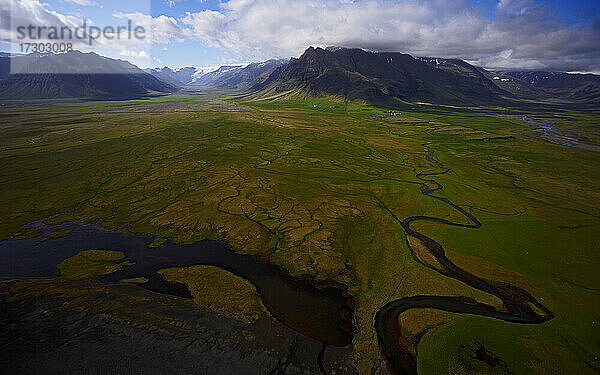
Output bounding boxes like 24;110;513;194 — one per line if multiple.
188;60;288;90
251;47;507;105
1;48;599;105
0;51;174;99
143;66;202;86
500;71;600;104
145;59;288;90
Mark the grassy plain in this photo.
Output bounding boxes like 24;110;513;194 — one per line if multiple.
159;265;268;324
58;250;132;280
0;94;598;373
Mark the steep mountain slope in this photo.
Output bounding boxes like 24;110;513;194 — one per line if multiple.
418;57;488;80
189;65;247;87
0;53;9;80
145;66;199;86
253;47;509;105
501;71;600;103
417;57;543;99
0;51;174;99
188;60;287;89
475;69;548;99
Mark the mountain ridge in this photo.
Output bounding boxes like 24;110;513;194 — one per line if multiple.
0;51;174;99
251;46;510;105
1;48;599;103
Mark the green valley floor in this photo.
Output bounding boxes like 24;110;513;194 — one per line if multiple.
0;94;598;374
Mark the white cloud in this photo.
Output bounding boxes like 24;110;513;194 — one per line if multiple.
61;0;95;6
212;0;598;72
1;0;151;51
1;0;82;43
113;11;185;45
496;0;533;12
180;10;227;45
171;0;599;71
3;0;599;72
119;49;148;58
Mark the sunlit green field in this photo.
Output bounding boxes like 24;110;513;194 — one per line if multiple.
0;94;598;374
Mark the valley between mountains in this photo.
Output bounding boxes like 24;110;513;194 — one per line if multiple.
0;46;599;375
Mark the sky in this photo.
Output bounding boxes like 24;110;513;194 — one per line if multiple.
1;0;599;72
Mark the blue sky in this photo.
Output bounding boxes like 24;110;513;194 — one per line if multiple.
470;0;599;21
2;0;599;72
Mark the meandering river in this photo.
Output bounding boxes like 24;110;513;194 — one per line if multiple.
466;108;600;152
250;144;554;374
374;145;553;374
0;143;554;374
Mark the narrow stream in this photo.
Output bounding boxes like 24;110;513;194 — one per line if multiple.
467;108;600;152
248;142;554;373
374;144;553;374
0;142;555;375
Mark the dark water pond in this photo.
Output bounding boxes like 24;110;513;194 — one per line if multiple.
0;218;354;347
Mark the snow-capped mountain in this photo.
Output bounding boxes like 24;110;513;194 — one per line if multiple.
188;60;288;89
147;60;289;90
189;64;250;85
145;66;213;86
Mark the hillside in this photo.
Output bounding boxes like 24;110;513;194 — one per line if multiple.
188;60;288;90
145;67;199;87
252;47;509;105
3;49;598;104
501;71;600;103
0;52;174;99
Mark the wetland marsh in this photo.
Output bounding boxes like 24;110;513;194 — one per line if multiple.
0;94;598;374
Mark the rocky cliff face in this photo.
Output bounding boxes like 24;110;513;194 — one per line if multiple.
253;47;509;105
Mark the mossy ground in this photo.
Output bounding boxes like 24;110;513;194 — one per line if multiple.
58;250;132;280
159;265;268;324
1;94;598;373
